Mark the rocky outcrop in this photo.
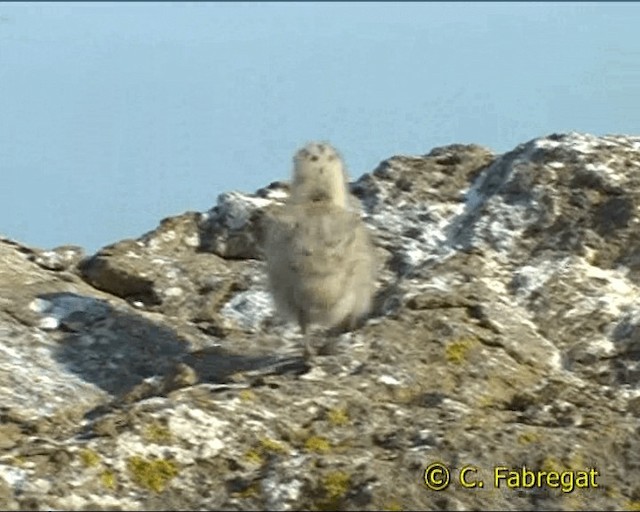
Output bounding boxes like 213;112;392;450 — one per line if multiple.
1;132;639;510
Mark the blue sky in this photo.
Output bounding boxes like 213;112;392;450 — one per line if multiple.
1;2;639;253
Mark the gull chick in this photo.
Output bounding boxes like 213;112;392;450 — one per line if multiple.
264;142;376;339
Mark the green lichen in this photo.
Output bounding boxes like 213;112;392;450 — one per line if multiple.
304;436;331;454
79;448;101;468
126;455;179;493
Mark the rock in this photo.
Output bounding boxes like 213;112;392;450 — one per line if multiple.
32;245;86;272
1;132;640;510
199;189;286;260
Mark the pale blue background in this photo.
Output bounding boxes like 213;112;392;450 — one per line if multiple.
1;2;639;253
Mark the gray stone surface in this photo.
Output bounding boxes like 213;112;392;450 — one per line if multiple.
1;132;639;510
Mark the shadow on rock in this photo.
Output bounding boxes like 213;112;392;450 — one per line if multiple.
608;317;640;385
43;292;308;400
45;292;189;396
182;347;309;385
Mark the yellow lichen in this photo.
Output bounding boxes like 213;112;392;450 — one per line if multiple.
243;449;264;465
79;448;101;468
478;394;495;408
323;470;351;500
384;501;403;511
540;455;566;473
126;455;179;493
100;469;117;490
568;452;585;470
259;437;288;455
391;385;423;405
605;485;619;499
10;456;26;466
232;481;261;499
244;437;289;465
625;500;640;511
517;431;540;445
142;422;173;444
327;408;349;426
445;337;476;364
239;390;256;402
304;436;331;454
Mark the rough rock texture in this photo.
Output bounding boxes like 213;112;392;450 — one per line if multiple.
1;132;640;511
